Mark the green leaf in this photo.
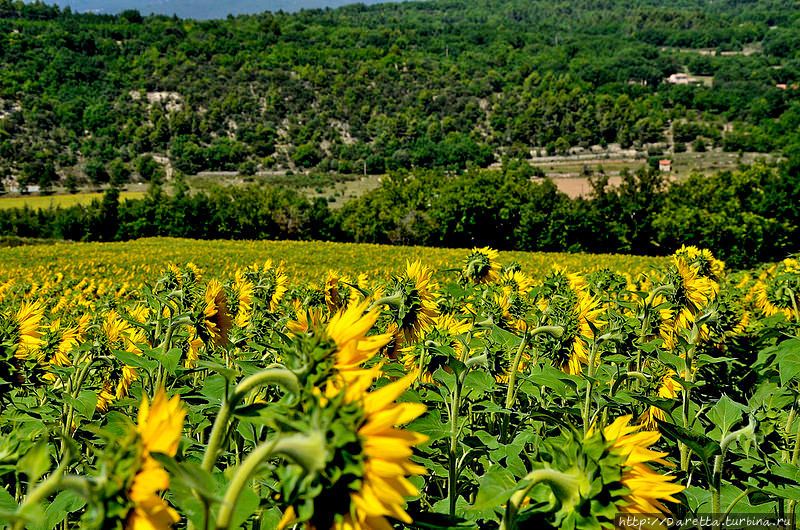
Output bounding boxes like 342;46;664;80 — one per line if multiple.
19;439;50;485
65;389;98;420
655;419;720;481
149;453;221;502
0;486;17;512
707;395;745;437
473;465;517;509
230;484;260;529
462;370;494;399
31;490;86;530
113;350;158;372
407;409;450;447
775;338;800;386
195;361;239;379
162;347;183;374
200;374;228;405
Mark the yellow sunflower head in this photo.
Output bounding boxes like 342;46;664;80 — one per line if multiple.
461;247;501;285
277;374;428;530
375;260;439;345
516;415;683;528
198;279;233;347
126;387;185;529
232;270;255;328
400;313;472;383
13;300;46;360
536;278;605;375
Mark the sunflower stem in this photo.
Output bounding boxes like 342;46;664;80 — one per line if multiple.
216;431;326;530
785;404;797;463
788;288;800;323
582;338;600;438
712;420;756;516
201;365;299;472
11;456;92;530
502;329;529;444
791;414;800;467
500;468;582;530
368;292;404;313
680;338;698;472
503;325;561;443
154;317;176;392
59;358;97;458
448;366;464;516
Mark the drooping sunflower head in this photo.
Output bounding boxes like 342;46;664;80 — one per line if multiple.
670;255;716;312
598;415;684;519
537;281;605;375
324;270;346;313
13;299;46;361
518;415;683;529
401;313;472;383
277;374;428;530
639;366;681;431
675;245;725;284
197;279;233;347
163;262;203;291
128;387;185;529
500;269;534;297
86;387;185;529
286;299;328;336
461;247;501;285
231;270;255;328
750;257;800;321
376;260;439;345
324;300;393;375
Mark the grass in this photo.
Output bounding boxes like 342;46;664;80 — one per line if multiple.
0;191;146;210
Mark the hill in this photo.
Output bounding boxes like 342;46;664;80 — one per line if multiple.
1;0;799;190
24;0;410;19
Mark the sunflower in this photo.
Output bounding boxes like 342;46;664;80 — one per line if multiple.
515;414;682;529
541;284;605;376
640;370;681;430
232;270;255;328
13;300;45;360
324;270;345;313
126;387;185;530
100;310;150;404
278;374;428;530
751;259;800;322
287;300;327;336
462;247;501;284
376;260;439;345
183;326;204;369
325;300;393;378
500;270;534;297
674;257;715;312
201;280;233;347
48;314;91;368
601;415;684;519
674;245;725;286
248;261;289;313
0;279;13;301
400;313;471;383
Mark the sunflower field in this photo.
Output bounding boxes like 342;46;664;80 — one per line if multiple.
1;241;800;530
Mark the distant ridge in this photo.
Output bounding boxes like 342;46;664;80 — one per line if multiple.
24;0;419;19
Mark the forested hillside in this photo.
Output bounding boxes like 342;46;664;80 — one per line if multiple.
1;0;800;190
21;0;404;19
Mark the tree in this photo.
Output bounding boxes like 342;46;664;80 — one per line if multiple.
292;143;320;168
85;159;109;187
109;159;131;187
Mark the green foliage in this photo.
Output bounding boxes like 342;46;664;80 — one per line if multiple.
0;0;799;179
